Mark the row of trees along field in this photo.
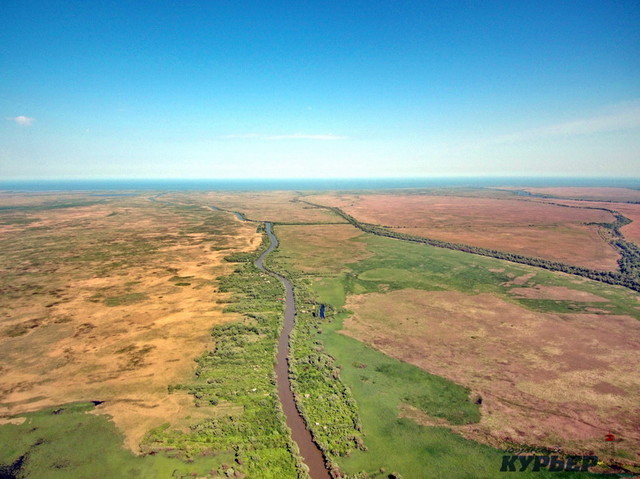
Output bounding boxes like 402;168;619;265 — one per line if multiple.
300;201;640;293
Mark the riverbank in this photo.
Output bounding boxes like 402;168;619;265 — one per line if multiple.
255;223;330;479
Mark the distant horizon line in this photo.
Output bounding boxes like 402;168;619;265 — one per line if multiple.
2;176;640;192
2;175;640;182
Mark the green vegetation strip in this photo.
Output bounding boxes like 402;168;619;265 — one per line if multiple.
286;280;366;477
143;242;308;479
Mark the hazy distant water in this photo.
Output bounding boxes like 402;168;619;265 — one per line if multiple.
1;177;639;192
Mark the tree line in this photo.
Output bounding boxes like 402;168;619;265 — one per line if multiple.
300;200;640;293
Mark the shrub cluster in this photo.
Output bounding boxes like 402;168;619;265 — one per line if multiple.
143;247;308;478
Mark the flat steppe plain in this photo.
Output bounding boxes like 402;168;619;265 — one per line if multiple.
0;192;259;450
526;197;640;247
2;187;639;477
165;190;347;224
504;186;640;202
496;186;640;246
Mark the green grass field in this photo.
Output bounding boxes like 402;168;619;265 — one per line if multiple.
0;403;225;479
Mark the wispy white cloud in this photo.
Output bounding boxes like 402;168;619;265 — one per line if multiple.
7;115;35;126
494;101;640;144
221;133;346;141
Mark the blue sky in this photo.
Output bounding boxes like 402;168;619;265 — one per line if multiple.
1;1;639;179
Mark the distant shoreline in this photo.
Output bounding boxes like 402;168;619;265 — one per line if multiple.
2;177;640;192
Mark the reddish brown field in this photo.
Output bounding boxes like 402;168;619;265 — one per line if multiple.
309;193;620;270
531;198;640;247
342;288;640;461
613;203;640;245
505;186;640;202
0;194;260;451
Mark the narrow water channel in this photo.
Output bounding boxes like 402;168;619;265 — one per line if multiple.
254;222;330;479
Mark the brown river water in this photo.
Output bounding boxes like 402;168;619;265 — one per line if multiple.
255;222;331;479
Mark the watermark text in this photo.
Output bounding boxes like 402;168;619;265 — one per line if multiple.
500;455;598;472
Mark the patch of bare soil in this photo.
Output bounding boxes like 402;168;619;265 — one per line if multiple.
0;417;26;426
342;288;640;463
503;272;536;286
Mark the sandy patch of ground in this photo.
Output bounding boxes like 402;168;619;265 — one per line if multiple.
0;417;26;426
0;194;261;451
398;403;452;428
342;288;640;461
309;193;620;270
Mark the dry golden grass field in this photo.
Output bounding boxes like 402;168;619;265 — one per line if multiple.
0;192;260;451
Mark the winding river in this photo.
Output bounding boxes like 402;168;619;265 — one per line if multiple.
152;199;329;475
254;222;330;479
